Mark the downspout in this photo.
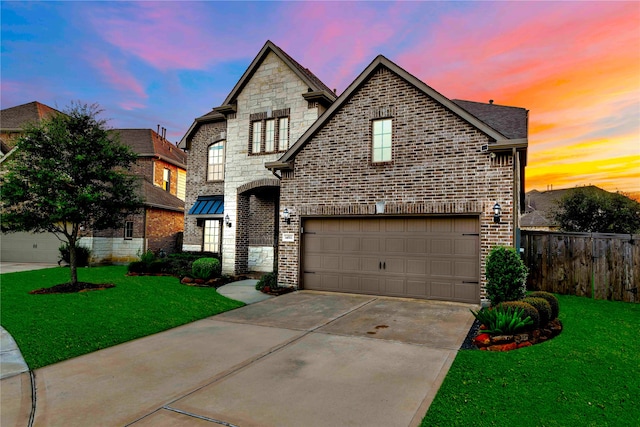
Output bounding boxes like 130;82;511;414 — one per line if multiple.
513;147;518;248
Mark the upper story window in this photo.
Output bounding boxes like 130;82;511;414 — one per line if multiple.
252;122;262;154
207;141;225;181
279;117;289;150
249;108;290;155
372;118;392;163
163;168;171;192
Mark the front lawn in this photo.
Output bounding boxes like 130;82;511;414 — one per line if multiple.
422;295;640;426
0;266;244;369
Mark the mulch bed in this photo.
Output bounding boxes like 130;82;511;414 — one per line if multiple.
460;318;563;351
29;282;116;294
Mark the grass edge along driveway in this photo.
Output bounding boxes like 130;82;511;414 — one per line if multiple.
421;294;640;427
0;266;244;370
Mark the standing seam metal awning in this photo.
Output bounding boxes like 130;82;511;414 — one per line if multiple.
188;195;224;215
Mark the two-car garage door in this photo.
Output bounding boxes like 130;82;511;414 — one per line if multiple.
302;217;479;303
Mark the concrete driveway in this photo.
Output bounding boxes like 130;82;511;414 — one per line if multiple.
1;291;475;427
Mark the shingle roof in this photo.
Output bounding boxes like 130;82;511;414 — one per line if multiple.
521;186;610;228
269;55;528;169
138;177;184;212
115;129;187;169
451;100;528;139
0;101;62;130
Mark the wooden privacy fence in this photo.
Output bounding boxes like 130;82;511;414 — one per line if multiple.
522;231;639;303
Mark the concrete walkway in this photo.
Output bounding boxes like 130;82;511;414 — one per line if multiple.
217;279;273;304
1;291;475;427
0;327;29;380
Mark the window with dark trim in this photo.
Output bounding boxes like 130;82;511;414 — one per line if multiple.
124;221;134;239
207;141;225;181
249;108;290;155
163;168;171;192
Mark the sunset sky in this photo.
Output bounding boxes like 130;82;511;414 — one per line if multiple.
2;1;638;194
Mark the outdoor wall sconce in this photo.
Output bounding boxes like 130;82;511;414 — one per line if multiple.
493;202;502;224
283;208;291;225
224;214;232;228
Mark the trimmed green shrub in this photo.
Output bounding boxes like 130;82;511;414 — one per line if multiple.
139;249;156;265
523;297;552;327
471;304;533;335
256;271;278;291
148;259;169;275
127;261;146;274
485;246;528;305
501;301;540;329
528;291;560;319
191;257;221;280
58;243;92;267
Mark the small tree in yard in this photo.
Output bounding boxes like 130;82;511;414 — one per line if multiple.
485;246;528;305
553;187;640;234
1;102;143;287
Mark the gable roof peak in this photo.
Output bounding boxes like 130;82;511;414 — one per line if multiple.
219;40;336;107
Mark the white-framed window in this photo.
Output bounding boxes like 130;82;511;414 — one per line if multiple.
265;119;275;152
124;221;134;239
252;121;262;154
163;168;171;191
203;219;221;253
207;141;225;181
372;118;392;163
279;117;289;150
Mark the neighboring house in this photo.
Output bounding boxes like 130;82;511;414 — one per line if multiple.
179;40;337;273
521;186;610;231
0;102;66;262
88;129;188;263
181;43;528;304
0;101;187;263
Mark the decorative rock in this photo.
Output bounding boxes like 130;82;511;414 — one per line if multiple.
474;333;491;346
181;277;193;284
194;278;205;284
517;341;532;349
491;335;514;344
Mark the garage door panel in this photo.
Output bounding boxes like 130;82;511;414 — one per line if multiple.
406;259;426;275
321;256;341;270
407;238;427;254
430;239;452;255
341;256;360;272
454;239;478;255
431;281;453;299
407;280;429;297
383;258;404;274
431;260;452;276
302;217;479;303
384;238;405;253
384;278;405;295
455;283;478;302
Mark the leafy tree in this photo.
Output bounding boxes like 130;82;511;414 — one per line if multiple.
553;187;640;234
1;102;143;286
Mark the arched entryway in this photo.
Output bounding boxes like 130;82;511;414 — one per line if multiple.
235;178;280;274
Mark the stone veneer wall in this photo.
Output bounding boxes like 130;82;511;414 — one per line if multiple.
182;120;226;252
278;66;517;303
221;51;322;274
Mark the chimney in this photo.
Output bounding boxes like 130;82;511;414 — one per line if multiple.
157;124;160;134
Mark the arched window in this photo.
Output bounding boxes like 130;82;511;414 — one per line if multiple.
207;141;224;181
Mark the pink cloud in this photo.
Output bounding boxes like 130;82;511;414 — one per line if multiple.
274;2;407;92
86;3;251;71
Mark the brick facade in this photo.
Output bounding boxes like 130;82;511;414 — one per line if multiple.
146;207;184;253
278;66;520;302
182;120;226;252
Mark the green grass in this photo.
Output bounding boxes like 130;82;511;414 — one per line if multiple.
0;266;244;369
422;295;640;426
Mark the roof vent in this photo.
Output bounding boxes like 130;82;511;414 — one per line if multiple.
489;100;494;104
